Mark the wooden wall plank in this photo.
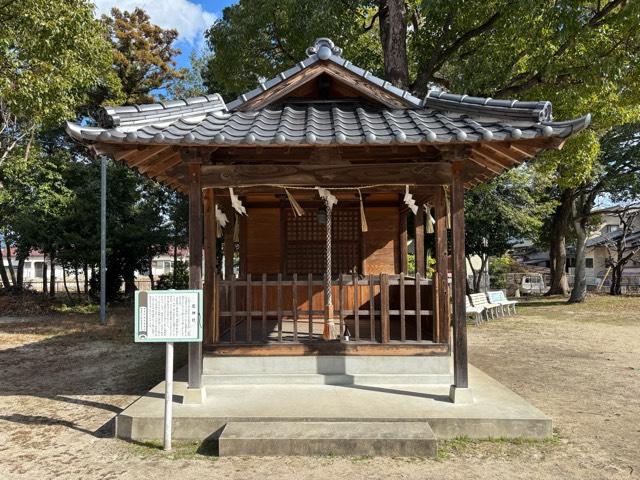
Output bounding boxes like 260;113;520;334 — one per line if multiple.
364;207;400;274
245;207;282;274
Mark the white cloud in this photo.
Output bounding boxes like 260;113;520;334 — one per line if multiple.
94;1;216;46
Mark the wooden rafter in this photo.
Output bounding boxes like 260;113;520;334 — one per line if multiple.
126;145;172;167
468;153;504;175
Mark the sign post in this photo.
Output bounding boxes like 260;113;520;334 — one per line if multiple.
135;290;203;451
164;341;174;450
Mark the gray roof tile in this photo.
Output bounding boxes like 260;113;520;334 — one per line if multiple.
67;102;590;147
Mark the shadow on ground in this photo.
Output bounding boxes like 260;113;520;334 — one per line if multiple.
0;311;184;438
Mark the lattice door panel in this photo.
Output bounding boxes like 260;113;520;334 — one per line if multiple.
284;207;361;275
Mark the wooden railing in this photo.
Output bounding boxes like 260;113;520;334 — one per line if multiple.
213;273;434;345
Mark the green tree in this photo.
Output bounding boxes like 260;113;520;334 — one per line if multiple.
0;137;73;293
166;49;211;99
203;0;382;99
568;123;640;301
0;0;115;165
464;168;553;292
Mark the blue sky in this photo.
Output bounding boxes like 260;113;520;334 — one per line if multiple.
93;1;237;68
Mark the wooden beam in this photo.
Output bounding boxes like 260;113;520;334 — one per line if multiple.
200;162;453;187
187;162;203;390
450;160;468;388
209;146;440;165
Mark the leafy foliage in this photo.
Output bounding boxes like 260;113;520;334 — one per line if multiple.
464;168;554;290
155;260;189;290
0;0;115;127
203;0;382;99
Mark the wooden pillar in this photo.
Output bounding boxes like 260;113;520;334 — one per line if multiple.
399;210;408;273
433;188;449;345
187;162;203;390
203;188;216;346
415;208;425;276
451;160;468;388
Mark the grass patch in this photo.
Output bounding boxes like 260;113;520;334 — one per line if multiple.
124;439;219;461
52;301;100;315
437;433;561;460
516;294;640;326
350;455;373;462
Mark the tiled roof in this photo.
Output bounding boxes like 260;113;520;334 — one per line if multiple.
67;102;590;146
66;37;590;148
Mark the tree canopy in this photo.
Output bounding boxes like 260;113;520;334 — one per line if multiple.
0;0;115;126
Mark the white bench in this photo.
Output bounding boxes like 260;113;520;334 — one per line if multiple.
469;293;501;320
487;290;518;315
465;295;485;326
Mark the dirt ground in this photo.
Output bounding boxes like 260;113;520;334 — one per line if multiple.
0;295;638;480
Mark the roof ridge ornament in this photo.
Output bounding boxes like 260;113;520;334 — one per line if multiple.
306;38;342;59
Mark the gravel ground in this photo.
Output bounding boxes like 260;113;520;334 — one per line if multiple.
0;296;638;479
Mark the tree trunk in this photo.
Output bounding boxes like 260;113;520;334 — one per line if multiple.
16;256;25;291
49;253;56;297
610;265;622;295
62;268;72;300
123;270;136;296
173;243;178;288
568;216;588;303
42;256;48;295
74;267;81;294
378;0;409;88
5;242;16;286
546;189;572;295
148;258;155;289
83;263;89;294
0;245;11;289
466;254;478;292
479;255;489;292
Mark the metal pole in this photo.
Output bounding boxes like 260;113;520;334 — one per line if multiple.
100;155;107;325
164;341;174;451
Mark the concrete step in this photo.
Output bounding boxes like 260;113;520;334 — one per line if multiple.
218;421;437;457
203;373;452;385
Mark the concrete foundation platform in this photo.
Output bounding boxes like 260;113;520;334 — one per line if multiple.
219;421;437;457
203;355;452;385
115;364;552;452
